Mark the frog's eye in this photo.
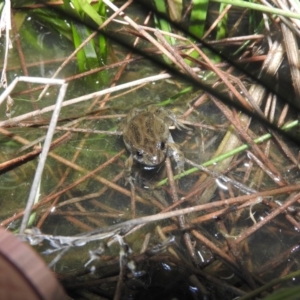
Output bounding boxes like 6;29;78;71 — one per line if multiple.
136;150;143;159
159;141;165;150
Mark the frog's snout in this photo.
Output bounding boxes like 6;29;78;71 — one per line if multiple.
149;155;159;165
146;151;166;166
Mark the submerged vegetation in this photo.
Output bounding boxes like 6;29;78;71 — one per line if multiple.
1;0;300;299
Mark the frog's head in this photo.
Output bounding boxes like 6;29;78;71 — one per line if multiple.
133;140;167;167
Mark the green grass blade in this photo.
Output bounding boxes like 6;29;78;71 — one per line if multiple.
189;0;209;38
212;0;300;20
77;0;103;26
216;3;228;39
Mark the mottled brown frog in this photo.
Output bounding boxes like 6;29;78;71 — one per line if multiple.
122;105;186;185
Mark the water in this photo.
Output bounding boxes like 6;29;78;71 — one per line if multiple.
1;2;300;299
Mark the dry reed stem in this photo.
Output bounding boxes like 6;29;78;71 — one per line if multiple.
235;192;300;244
20;83;68;233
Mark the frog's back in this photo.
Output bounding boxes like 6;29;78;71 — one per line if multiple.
123;111;167;149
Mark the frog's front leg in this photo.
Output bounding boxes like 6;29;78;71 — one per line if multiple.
124;155;134;186
169;114;190;131
167;143;185;174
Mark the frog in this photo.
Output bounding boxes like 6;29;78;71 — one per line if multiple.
121;105;186;186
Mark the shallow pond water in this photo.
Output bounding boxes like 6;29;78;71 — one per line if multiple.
1;1;300;299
